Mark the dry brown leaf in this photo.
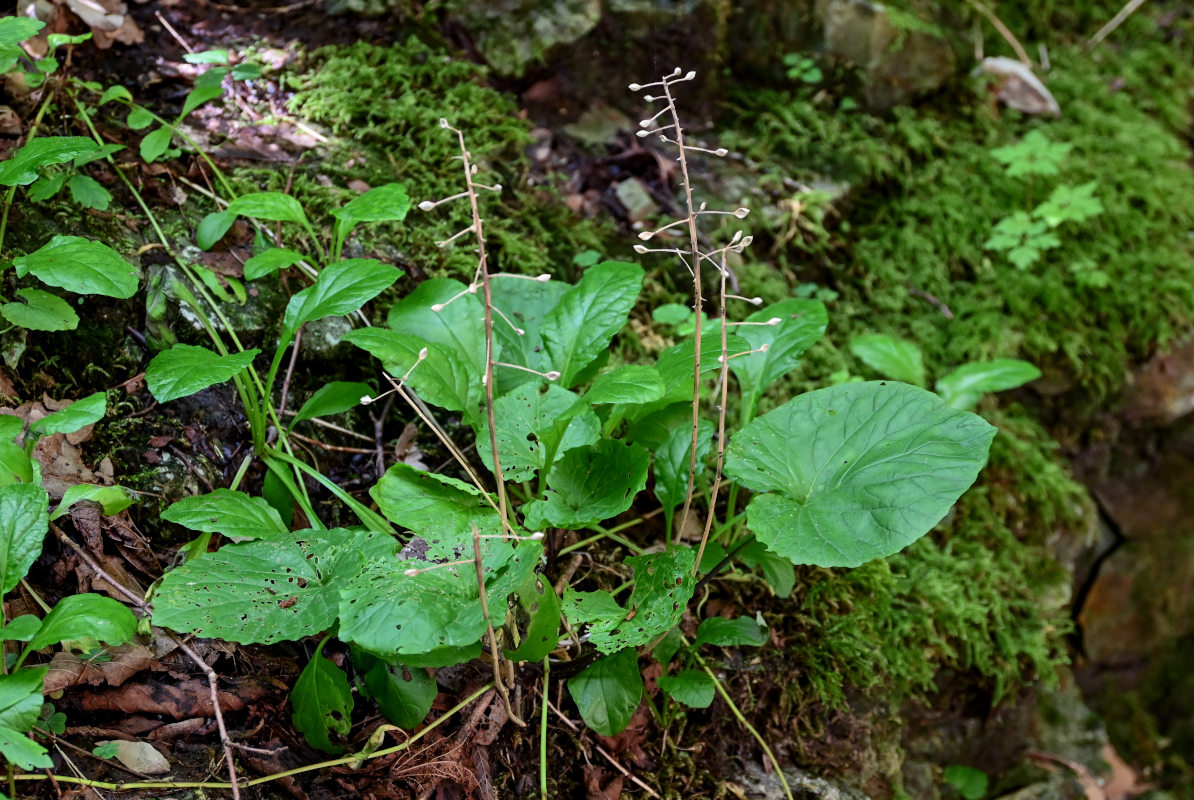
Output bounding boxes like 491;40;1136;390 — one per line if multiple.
43;644;156;693
78;676;279;718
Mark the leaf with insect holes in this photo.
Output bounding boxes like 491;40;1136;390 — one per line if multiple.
387;278;489;381
0;137;97;186
935;359;1041;411
283;259;401;334
730;299;827;410
850;333;925;386
506;572;560;662
152;528;395;645
343;328;481;419
370;462;500;540
490;275;566;394
724;382;996;568
292;651;353;754
522;439;649;530
0;288;78;332
26;594;137;652
13;236;138;298
653;420;713;532
541;261;643;387
292;381;374;426
243;247;304;281
585;365;664;405
0;484;47;595
161;488;289;540
337;540;541;657
658;670;715;708
146;344;259;404
476;382;599;483
351;649;437;730
567;647;641;736
30;392;105;437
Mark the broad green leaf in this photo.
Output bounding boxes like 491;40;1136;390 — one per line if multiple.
476;383;599;483
561;588;625;625
180;85;223;118
505;572;561;662
146;344;259;403
73;143;124;168
0;137;97;186
292;652;352;754
522;439;649;530
658;670;715;709
284;258;401;334
371;462;499;540
0;418;21;442
243;247;303;281
196;210;236;250
849;334;925;386
27;172;66;202
227;192;308;226
12;236;138;298
98;85;132;106
692;615;768;649
126;106;154;130
587;547;695;654
353;651;436;730
0;484;48;593
724;382;996;568
585;365;664;406
653;627;685;669
645;330;752;412
401;643;483;668
0;616;40;643
153;528;395;644
0;726;51;770
161;488;288;540
0;443;33;487
343;328;479;417
944;765;989;800
0;18;44;47
567;648;641;736
729;299;827;411
232;63;262;80
541;261;643;387
139;126;174;163
67;174;111;210
490;275;566;393
183;50;230;65
387;279;488;380
652;303;690;326
935;359;1042;411
292;381;372;425
0;288;78;332
338;541;541;657
331;183;410;256
26;594;137;651
653;421;713;533
30;392;105;436
738;539;795;597
51;484;133;520
0;667;47;734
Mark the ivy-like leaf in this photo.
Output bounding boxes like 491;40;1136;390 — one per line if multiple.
475;383;599;483
161;488;288;540
724;382;996;568
292;651;353;754
13;236;138;298
849;333;925;386
522;439;649;530
284;259;401;334
386;278;488;381
585;365;664;406
343;329;479;418
0;726;51;770
567;648;641;737
0;484;49;593
30;392;105;437
0;288;79;332
657;670;715;709
935;359;1041;411
26;594;138;651
541;261;643;387
0;137;97;186
370;463;499;540
146;344;259;403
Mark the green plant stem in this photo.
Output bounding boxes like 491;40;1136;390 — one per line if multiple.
267;450;393;533
561;527;643;557
698;657;793;800
13;683;494;792
0;85;58;255
540;657;549;800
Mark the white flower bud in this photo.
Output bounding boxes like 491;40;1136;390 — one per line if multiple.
535;274;552;282
628;83;642;91
418;200;435;211
545;371;561;381
733;208;750;218
431;303;444;312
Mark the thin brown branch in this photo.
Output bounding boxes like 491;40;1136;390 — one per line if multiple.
473;527;525;727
